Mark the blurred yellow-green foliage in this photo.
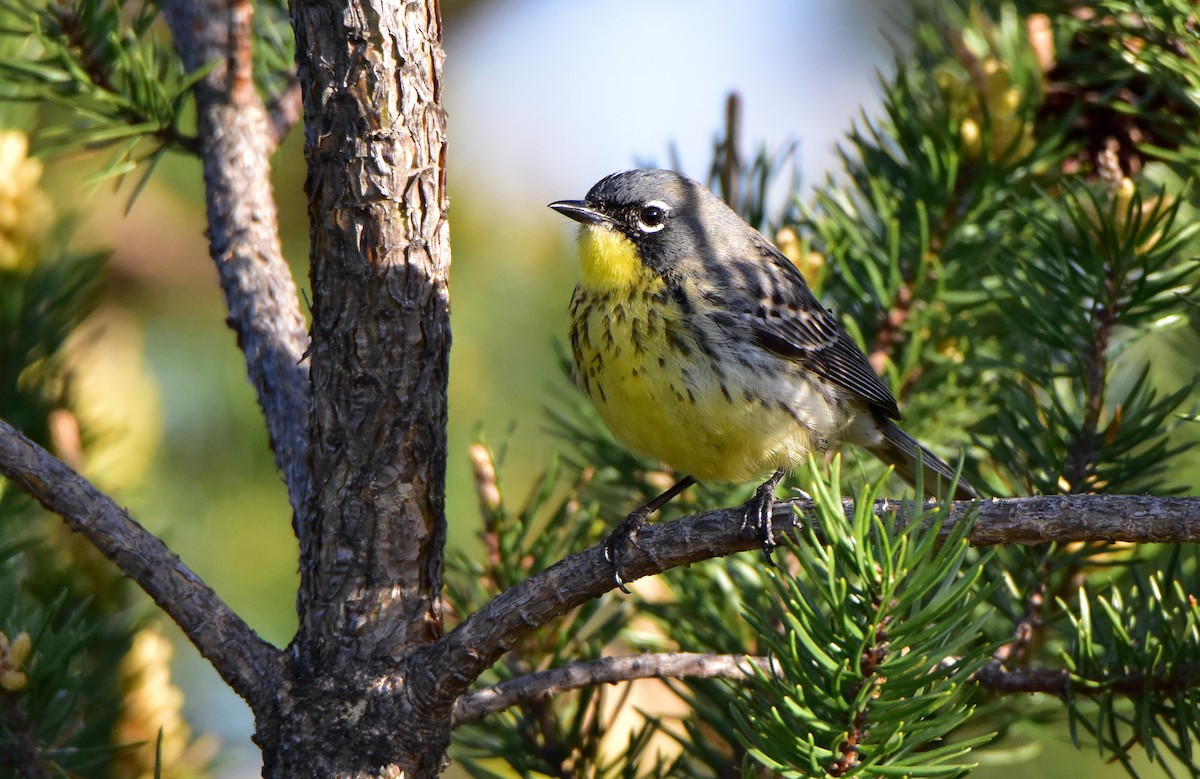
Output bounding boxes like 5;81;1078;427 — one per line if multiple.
0;130;53;269
114;623;218;779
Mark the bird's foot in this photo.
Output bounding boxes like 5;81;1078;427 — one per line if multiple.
603;509;649;594
602;476;697;594
741;470;785;565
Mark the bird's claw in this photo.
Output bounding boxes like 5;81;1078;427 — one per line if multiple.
603;512;647;594
742;471;784;565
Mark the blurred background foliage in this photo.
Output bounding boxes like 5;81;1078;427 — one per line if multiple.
1;0;1199;776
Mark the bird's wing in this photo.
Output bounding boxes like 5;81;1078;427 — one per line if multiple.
727;243;901;420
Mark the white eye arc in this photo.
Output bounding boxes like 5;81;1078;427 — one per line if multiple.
636;201;670;232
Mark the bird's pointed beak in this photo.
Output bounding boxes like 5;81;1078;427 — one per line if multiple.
549;200;614;227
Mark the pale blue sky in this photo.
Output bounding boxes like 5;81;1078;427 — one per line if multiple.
445;0;902;211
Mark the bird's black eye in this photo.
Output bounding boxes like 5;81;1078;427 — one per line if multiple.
636;201;669;232
639;205;665;225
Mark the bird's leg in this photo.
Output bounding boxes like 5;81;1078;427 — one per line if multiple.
742;470;785;564
604;475;697;593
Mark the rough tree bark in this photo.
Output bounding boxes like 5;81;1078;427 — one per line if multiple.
263;0;454;774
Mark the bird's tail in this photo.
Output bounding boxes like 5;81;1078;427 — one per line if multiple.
865;417;977;501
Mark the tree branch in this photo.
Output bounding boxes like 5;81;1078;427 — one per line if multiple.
974;662;1200;697
419;493;1200;707
0;419;282;715
988;579;1047;670
163;0;311;520
973;664;1070;694
265;75;303;150
452;652;776;726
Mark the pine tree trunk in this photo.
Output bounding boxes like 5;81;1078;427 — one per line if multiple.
257;0;452;774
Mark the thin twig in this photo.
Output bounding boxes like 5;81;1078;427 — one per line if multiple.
469;443;503;594
1065;155;1124;492
265;76;303;150
978;577;1049;700
991;579;1047;667
0;419;282;715
717;92;742;207
452;652;775;726
973;664;1070;694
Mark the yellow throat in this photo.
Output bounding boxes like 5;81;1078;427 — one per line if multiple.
576;224;649;289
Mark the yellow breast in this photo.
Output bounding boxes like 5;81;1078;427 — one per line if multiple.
568;225;823;483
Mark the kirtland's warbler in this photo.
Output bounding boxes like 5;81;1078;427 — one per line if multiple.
551;169;974;590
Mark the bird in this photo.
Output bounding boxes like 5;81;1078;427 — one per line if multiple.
550;169;975;591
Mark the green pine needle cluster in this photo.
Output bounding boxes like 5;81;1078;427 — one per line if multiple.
0;570;125;777
0;0;201;192
985;181;1199;495
732;465;993;777
794;1;1200;501
1062;547;1200;778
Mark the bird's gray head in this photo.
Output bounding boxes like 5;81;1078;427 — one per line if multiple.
549;169;752;277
